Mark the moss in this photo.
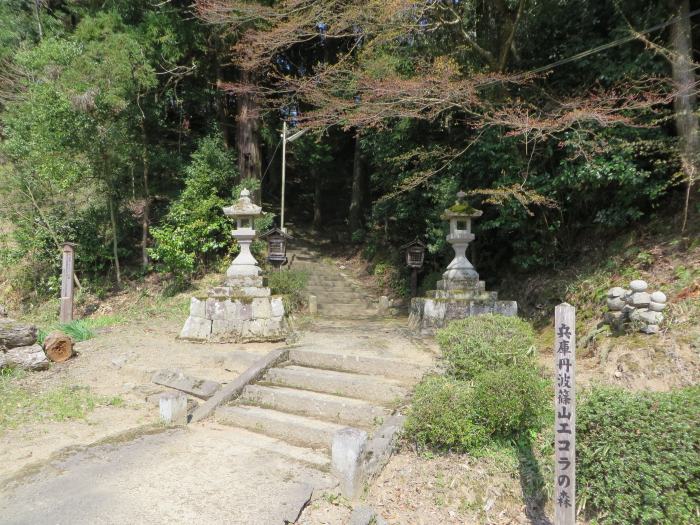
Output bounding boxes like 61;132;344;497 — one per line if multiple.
448;202;477;214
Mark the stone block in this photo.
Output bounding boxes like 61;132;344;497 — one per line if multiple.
152;369;222;399
332;427;368;499
630;292;651;307
179;316;212;340
241;286;271;298
349;506;386;525
225;275;264;288
270;297;285;318
649;301;666;312
189;297;206;318
309;295;317;315
223;300;241;319
159;392;188;426
378;296;391;315
211;318;242;335
650;291;667;303
240;302;253;321
205;298;228;320
252;297;271;319
630;279;648;292
208;286;233;297
493;300;518;317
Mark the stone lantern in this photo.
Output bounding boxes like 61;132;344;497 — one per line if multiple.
408;190;517;335
179;188;287;343
440;190;481;285
223;188;262;281
261;227;293;269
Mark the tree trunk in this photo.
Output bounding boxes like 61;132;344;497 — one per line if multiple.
670;0;699;232
235;69;262;192
109;193;121;285
313;167;323;230
141;118;151;271
349;133;366;234
0;344;49;371
0;319;37;349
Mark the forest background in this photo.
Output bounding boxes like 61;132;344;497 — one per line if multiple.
0;0;697;306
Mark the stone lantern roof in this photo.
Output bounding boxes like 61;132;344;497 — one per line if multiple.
440;190;482;220
223;188;262;218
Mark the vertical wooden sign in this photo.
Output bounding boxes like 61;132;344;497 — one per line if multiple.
60;243;76;324
554;302;576;525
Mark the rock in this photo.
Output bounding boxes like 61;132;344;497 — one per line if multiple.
0;319;38;349
629;279;648;292
607;287;626;298
650;291;667;303
648;301;666;312
641;324;660;334
606;297;626;311
308;295;317;316
252;298;271;319
270;297;285;318
111;357;127;369
349;506;386;525
638;310;663;325
188;297;206;318
630;292;651;307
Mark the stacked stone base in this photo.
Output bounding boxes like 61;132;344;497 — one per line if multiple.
180;276;287;343
408;278;517;335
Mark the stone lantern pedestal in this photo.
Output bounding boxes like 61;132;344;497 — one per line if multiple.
408;192;517;335
179;189;288;342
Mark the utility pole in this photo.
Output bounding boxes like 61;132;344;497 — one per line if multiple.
280;120;307;233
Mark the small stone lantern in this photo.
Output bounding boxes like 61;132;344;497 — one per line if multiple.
441;190;482;283
222;188;263;280
261;227;293;269
401;238;426;298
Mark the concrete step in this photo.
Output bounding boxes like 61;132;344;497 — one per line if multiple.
305;290;370;301
289;349;429;383
215;405;344;451
263;365;409;405
240;384;389;428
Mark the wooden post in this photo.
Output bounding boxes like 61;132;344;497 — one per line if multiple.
554;303;576;524
410;268;418;298
60;243;76;324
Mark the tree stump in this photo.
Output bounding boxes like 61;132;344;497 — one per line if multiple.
43;332;74;363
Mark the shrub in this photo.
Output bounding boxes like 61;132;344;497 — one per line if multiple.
578;386;700;525
405;375;488;452
471;366;550;438
267;269;309;313
436;314;535;380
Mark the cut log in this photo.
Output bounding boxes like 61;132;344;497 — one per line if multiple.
43;332;74;363
0;319;37;349
0;344;49;371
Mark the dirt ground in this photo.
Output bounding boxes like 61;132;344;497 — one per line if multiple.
0;316;279;484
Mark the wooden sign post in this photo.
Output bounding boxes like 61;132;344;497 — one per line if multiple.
60;243;77;324
554;302;576;524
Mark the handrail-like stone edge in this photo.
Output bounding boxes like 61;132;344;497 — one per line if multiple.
189;347;290;423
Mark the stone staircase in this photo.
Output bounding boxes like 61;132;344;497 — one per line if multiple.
288;240;381;319
213;345;428;487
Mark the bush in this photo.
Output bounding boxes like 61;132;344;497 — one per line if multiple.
578;386;700;525
405;375;488;452
471;366;550;438
267;269;309;313
437;314;535;380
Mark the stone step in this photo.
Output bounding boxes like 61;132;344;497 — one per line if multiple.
263;365;409;405
240;384;389;428
316;303;379;316
215;405;344;451
305;290;370;301
289;349;428;383
306;279;353;288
